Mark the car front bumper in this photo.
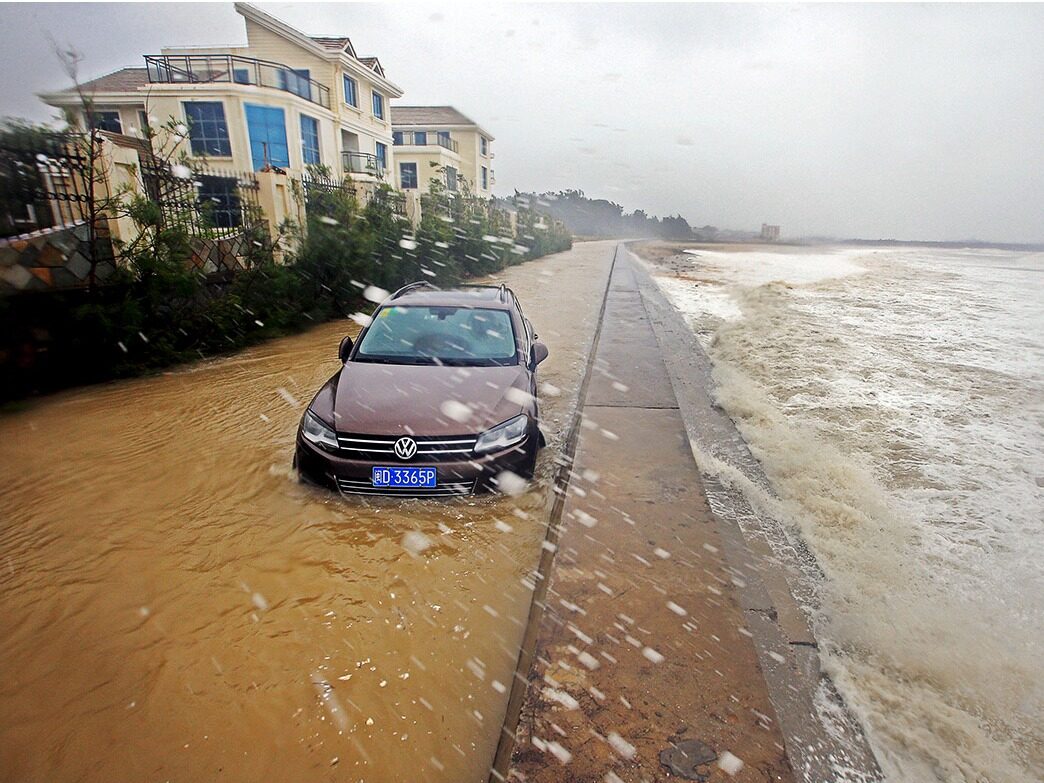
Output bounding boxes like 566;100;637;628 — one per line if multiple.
295;434;532;496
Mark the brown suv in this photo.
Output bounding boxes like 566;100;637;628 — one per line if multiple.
295;282;549;496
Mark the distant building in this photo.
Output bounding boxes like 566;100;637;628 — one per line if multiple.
761;223;781;241
391;106;494;198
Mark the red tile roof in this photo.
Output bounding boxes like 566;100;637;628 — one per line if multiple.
58;67;148;94
311;36;352;52
390;106;478;127
358;56;384;75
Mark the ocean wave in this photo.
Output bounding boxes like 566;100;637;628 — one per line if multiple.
656;246;1044;783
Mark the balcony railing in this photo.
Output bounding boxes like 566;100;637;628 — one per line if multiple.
392;131;459;154
144;54;331;110
342;151;384;178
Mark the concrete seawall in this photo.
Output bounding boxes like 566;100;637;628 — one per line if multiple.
498;245;882;783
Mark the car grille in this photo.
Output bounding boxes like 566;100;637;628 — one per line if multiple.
335;433;479;462
335;477;476;497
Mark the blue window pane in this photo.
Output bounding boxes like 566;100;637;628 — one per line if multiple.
372;91;384;119
184;102;231;156
300;115;321;165
392;131;403;145
233;68;251;85
278;69;311;101
245;104;289;170
343;75;357;106
415;131;427;145
400;162;417;189
375;142;387;170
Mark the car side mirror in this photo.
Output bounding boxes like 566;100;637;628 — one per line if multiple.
338;335;354;363
532;341;549;366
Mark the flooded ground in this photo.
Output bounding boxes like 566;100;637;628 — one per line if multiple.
0;241;616;783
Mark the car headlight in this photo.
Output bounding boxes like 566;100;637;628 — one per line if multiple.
474;414;529;454
300;410;339;451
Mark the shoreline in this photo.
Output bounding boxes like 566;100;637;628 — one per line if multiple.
626;242;883;781
500;243;882;782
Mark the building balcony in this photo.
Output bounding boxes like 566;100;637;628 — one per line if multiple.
392;131;459;154
144;54;331;110
342;151;384;178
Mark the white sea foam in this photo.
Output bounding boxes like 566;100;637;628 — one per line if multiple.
656;246;1044;783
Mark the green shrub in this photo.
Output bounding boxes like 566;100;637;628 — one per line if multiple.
1;173;571;402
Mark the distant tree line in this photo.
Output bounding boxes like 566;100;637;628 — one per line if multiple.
505;189;722;241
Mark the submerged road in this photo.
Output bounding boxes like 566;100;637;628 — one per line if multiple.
0;241;616;783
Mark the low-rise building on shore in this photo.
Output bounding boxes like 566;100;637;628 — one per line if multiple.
391;106;494;198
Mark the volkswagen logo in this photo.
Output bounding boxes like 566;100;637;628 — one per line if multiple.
393;436;418;460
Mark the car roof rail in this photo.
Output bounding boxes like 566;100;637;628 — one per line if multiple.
388;281;440;300
451;282;513;302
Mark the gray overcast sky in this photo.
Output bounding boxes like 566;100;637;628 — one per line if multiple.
1;2;1042;242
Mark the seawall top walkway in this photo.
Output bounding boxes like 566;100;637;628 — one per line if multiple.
502;246;881;783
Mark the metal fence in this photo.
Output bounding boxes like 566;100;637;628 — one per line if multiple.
0;132;263;243
0;137;92;239
373;188;407;218
302;174;406;219
140;160;263;239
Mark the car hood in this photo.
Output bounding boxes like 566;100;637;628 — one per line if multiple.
326;362;532;436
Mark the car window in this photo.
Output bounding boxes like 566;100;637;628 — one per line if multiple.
512;297;532;345
355;306;518;366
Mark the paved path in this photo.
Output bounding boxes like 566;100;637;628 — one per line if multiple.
504;249;795;782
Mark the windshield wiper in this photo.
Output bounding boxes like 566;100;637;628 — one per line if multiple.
354;355;436;366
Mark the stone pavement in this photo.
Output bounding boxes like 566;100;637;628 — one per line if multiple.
503;250;795;783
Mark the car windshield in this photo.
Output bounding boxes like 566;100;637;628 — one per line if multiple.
354;305;518;366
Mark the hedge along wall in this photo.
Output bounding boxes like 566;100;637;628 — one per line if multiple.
0;187;571;403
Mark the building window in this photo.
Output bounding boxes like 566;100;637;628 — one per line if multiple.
184;102;231;156
374;141;387;172
372;91;384;119
392;131;403;145
415;131;427;145
245;104;289;170
481;166;488;190
480;136;488;156
300;115;321;165
343;75;357;107
400;162;418;189
233;68;251;85
437;131;450;147
91;111;122;134
197;174;241;229
137;110;149;134
279;68;311;101
445;166;458;192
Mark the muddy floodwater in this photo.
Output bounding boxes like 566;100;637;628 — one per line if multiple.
0;241;616;782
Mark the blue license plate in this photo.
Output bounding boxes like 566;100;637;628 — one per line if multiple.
372;466;437;488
